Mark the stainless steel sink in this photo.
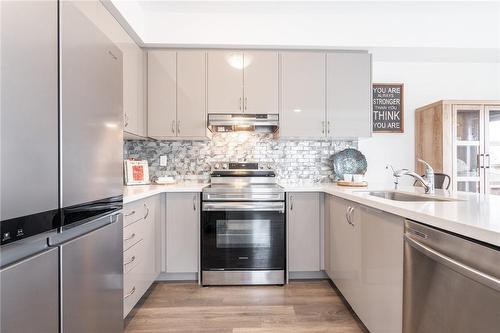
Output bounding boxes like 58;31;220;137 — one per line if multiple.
360;191;457;202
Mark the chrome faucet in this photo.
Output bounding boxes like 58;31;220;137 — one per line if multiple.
386;159;435;194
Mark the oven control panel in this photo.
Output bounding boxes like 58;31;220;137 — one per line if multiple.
212;162;274;171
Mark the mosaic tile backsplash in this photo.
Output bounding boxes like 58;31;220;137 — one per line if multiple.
124;133;357;183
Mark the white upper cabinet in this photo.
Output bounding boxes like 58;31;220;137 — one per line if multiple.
147;51;177;138
96;2;146;137
280;52;326;138
243;51;279;114
207;50;279;114
327;52;372;138
177;50;207;137
207;50;244;114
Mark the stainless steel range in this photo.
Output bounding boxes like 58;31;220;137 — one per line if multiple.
201;162;285;286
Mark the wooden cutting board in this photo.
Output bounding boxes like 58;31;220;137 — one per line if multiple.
336;180;368;187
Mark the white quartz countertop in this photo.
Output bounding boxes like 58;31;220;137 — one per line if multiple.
124;182;500;247
123;183;208;203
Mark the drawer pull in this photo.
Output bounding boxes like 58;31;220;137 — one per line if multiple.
144;203;150;219
124;233;136;241
125;210;136;217
124;256;136;266
124;286;136;299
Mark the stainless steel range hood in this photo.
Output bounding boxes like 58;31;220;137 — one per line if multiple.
207;114;279;133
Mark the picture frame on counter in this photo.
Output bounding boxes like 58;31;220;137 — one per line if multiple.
124;159;150;185
372;83;404;133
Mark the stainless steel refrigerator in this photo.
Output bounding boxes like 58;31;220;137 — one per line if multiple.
1;0;124;332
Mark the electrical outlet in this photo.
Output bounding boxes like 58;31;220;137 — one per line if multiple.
160;155;167;166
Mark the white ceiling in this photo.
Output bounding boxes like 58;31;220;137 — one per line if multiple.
110;1;500;62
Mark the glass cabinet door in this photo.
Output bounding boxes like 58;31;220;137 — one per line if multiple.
453;106;484;193
485;106;500;195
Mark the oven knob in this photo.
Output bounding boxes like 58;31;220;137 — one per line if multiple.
214;163;220;170
222;163;228;170
267;164;272;169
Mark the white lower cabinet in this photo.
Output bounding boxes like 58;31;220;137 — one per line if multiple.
287;192;321;272
326;194;403;333
166;193;200;273
123;195;161;318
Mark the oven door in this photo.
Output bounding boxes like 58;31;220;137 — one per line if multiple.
201;202;285;272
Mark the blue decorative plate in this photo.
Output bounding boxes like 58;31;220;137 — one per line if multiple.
332;148;367;180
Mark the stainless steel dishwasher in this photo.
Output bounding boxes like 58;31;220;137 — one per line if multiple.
404;220;500;333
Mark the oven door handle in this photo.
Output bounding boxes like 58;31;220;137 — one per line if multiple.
202;202;285;212
203;193;285;201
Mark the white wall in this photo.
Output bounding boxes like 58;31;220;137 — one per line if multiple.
360;61;500;186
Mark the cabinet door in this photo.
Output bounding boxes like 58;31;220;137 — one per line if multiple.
243;51;279;114
148;51;176;137
166;193;199;273
324;194;334;279
96;2;145;137
331;197;361;308
357;205;403;333
288;192;321;272
327;52;372;138
484;105;500;195
207;50;244;114
280;52;326;137
453;105;484;193
177;50;207;137
143;196;160;283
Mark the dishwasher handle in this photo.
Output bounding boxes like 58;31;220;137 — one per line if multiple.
405;235;500;292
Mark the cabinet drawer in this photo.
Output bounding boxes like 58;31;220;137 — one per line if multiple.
123;218;146;251
123;265;141;317
123;200;147;227
123;239;143;274
123;250;150;318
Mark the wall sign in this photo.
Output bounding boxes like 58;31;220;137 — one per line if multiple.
372;83;404;133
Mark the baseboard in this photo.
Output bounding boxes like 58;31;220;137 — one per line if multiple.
156;272;198;281
156;271;327;282
289;270;328;279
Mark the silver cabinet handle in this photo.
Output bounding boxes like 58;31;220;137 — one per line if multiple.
485;154;491;169
239;97;242;110
124;255;136;266
124;233;136;241
244;97;248;111
405;235;500;292
349;207;355;226
171;120;175;134
177;120;180;135
345;206;351;224
124;286;136;299
477;154;483;169
290;195;294;211
108;50;118;60
143;203;150;219
328;121;331;135
124;210;135;217
193;195;197;211
321;121;325;134
345;206;354;226
124;113;129;128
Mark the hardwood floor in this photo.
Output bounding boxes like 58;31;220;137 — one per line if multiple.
125;280;365;333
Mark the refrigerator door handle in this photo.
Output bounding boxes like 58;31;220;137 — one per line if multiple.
48;212;122;246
